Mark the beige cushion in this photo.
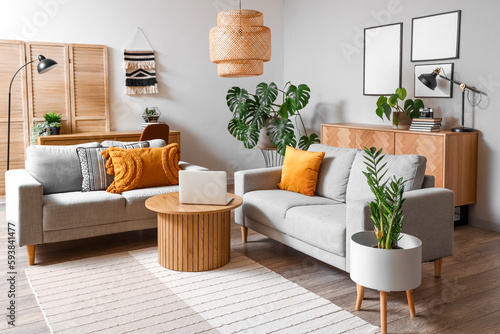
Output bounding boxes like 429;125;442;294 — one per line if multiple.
43;191;126;231
285;204;346;257
308;144;359;202
26;142;101;194
346;151;427;203
242;189;339;233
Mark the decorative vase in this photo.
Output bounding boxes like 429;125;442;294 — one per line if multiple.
350;231;422;292
49;127;60;135
256;124;284;168
392;111;412;129
256;125;275;149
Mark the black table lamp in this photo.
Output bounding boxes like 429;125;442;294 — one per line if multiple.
7;55;57;170
418;68;487;132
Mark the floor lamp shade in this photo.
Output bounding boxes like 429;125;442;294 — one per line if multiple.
7;54;57;170
37;55;58;74
209;9;271;78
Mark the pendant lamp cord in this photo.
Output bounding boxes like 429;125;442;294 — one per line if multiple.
238;0;243;36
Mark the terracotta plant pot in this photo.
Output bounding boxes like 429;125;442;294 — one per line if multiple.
392;111;412;129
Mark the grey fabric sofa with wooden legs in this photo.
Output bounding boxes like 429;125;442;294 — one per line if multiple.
6;140;207;265
235;144;454;277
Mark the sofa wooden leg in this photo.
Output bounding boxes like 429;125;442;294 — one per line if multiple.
27;245;36;266
434;258;443;278
241;226;248;243
355;284;365;311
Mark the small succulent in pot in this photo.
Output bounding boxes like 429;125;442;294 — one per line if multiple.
143;107;161;123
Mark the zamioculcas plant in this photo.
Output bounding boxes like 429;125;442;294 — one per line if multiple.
226;81;320;155
362;146;407;249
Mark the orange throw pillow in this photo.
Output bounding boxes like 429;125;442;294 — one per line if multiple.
101;143;180;194
277;146;325;196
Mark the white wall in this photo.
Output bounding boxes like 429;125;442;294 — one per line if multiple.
283;0;500;231
0;0;284;178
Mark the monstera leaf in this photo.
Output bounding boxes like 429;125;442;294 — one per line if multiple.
277;98;296;118
255;82;278;106
226;87;250;119
286;84;311;111
247;98;270;130
267;117;296;155
298;133;320;151
228;119;259;149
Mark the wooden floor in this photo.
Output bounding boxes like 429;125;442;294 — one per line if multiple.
1;209;500;334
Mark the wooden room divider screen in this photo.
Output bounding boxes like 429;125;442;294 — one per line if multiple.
0;39;109;196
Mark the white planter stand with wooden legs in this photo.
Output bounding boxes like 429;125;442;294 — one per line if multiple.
350;231;422;334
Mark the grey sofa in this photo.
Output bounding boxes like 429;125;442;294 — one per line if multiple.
6;140;206;265
235;144;454;276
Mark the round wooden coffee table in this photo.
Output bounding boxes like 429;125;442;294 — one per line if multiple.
145;192;242;272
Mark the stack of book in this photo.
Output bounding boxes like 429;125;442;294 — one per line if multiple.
141;121;166;130
409;118;442;132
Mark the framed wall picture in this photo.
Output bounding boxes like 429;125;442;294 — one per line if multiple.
414;63;454;98
411;10;461;62
363;22;402;96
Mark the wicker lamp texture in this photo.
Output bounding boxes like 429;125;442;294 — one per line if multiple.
209;9;271;78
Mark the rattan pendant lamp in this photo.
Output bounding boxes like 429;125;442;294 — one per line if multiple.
209;0;271;77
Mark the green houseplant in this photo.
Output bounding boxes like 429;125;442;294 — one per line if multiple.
362;146;407;249
143;107;161;123
226;81;320;155
43;111;62;135
30;121;49;145
375;87;424;127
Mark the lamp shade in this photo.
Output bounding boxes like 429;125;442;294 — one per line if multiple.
37;55;58;74
209;9;271;78
418;71;438;90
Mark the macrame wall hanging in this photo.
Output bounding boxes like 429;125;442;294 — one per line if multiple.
124;28;159;94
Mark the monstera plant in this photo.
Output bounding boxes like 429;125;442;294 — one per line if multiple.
226;81;320;155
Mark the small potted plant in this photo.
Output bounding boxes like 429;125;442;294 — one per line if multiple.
143;107;161;123
29;121;49;145
375;87;424;129
226;81;320;156
43;111;62;135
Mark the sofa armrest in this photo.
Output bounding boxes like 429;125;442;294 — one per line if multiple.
345;187;454;272
234;166;282;225
400;187;454;262
6;169;44;247
178;161;209;171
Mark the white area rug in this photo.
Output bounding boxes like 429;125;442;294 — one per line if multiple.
27;248;379;334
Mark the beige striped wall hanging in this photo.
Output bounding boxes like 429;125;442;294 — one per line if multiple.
124;28;159;94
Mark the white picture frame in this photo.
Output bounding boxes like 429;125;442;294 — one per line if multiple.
414;63;454;98
363;23;402;96
411;11;461;62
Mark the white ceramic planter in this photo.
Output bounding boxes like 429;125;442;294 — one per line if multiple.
350;231;422;292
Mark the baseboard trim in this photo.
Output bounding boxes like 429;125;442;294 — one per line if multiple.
470;218;500;233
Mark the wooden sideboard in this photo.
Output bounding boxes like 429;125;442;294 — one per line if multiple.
37;130;180;148
321;123;478;207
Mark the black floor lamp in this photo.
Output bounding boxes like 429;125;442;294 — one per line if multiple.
418;68;487;132
7;55;57;170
